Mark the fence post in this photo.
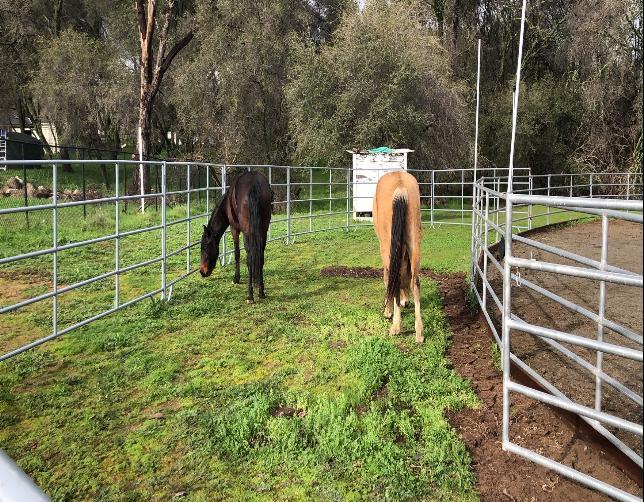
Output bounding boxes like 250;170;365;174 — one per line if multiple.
309;167;313;232
527;174;533;230
186;164;191;274
22;143;29;228
430;170;435;226
483;190;490;310
115;162;120;308
287;166;292;244
590;173;593;198
626;173;630;200
221;165;227;264
546;174;551;225
461;169;465;224
206;165;210;215
82;151;87;219
52;163;58;339
268;166;272;242
569;174;573;197
161;161;167;300
346;167;350;231
595;215;608;414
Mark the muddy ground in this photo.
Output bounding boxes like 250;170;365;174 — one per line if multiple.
321;265;642;501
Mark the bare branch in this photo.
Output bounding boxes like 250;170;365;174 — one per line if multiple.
134;0;146;38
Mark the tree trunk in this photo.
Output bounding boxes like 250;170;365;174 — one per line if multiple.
60;147;73;173
132;99;152;196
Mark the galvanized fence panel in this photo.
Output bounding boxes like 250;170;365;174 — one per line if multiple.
470;174;643;502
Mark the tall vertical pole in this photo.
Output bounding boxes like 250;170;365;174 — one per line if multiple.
430;170;435;226
346;167;350;231
52;163;58;339
470;38;482;286
186;164;191;274
22;143;29;228
595;215;608;413
309;168;313;232
502;0;527;450
115;162;120;308
268;166;272;242
161;161;167;300
287;166;292;243
221;165;227;264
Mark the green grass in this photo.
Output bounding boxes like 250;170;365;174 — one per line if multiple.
0;207;481;501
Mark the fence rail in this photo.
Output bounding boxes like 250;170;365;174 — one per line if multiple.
470;175;643;502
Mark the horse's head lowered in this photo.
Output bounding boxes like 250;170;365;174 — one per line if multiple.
200;224;219;277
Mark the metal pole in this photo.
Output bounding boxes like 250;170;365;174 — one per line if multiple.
328;168;332;229
115;163;120;308
590;173;593;198
346;167;350;230
461;169;465;224
206;165;210;214
22;143;29;228
82;153;87;219
528;174;533;229
473;38;481;189
186;164;191;274
430;170;435;226
595;215;608;413
309;168;313;232
161;161;167;300
570;174;573;197
221;165;227;263
53;163;58;340
626;173;630;200
502;0;527;450
546;174;551;225
287;166;292;243
483;190;489;310
268;166;272;241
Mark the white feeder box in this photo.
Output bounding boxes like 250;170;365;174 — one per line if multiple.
348;147;414;220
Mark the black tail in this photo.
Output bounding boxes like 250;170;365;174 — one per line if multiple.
386;191;408;307
248;181;265;287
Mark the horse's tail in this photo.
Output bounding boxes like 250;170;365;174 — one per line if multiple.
386;187;408;308
248;180;265;287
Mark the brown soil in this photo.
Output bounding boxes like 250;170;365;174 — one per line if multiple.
483;219;642;458
321;265;643;500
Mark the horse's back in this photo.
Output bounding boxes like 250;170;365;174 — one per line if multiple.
373;171;421;231
230;171;272;232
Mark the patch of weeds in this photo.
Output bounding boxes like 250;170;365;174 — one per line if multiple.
490;341;502;372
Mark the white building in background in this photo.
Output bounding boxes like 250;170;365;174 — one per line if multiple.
348;147;413;220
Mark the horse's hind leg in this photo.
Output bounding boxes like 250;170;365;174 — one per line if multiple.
383;266;392;319
413;275;424;343
243;233;254;304
232;228;241;284
390;297;401;336
258;240;266;299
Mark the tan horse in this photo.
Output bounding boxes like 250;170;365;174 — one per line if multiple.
373;171;424;342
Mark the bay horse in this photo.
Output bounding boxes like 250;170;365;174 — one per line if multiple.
373;171;424;342
200;171;272;303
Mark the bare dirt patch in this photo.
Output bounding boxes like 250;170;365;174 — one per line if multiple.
323;265;642;500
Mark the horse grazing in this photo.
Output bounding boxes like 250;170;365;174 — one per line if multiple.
373;171;424;342
200;171;272;304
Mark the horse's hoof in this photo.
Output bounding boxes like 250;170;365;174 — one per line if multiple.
383;308;392;319
246;299;254;304
389;325;400;336
400;300;408;308
415;334;425;343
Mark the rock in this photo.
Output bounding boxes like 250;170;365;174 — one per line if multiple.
5;176;24;189
35;186;52;198
72;188;81;196
26;182;35;197
63;188;73;195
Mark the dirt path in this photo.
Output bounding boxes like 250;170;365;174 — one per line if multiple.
321;266;643;501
